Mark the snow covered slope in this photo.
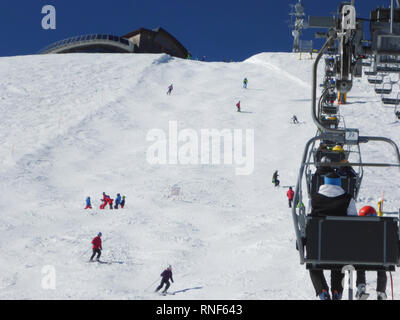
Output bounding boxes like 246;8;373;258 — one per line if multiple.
0;52;399;300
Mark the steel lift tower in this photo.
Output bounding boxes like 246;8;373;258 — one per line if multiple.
290;0;308;52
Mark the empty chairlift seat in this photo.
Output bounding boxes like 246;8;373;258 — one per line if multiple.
382;97;400;105
305;215;400;271
322;105;338;114
375;81;393;94
365;70;378;76
368;77;383;84
377;65;400;73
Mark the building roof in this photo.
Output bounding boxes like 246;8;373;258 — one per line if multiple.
122;27;188;56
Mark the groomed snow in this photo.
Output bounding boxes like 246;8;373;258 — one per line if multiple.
0;52;399;299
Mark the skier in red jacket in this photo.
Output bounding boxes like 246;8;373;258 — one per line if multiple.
287;187;294;208
100;192;108;210
90;232;102;261
236;101;241;112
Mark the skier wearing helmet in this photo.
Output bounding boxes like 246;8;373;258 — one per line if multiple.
337;159;357;177
155;265;174;294
332;145;344;152
90;232;102;262
114;194;122;209
315;156;335;176
85;196;92;209
100;192;108;210
355;206;388;300
120;196;126;209
308;172;357;300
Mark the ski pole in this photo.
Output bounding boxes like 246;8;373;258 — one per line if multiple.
390;271;394;300
145;278;160;292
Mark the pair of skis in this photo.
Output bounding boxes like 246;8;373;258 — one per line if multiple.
88;260;111;264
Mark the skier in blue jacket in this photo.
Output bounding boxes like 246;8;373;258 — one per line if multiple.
85;196;92;209
114;194;122;209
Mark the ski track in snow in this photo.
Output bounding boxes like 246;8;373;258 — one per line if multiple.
0;52;399;300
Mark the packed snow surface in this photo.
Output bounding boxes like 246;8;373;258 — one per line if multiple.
0;52;399;299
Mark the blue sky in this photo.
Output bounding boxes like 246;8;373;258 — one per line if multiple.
0;0;393;61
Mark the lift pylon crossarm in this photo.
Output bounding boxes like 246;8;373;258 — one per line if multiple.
306;162;400;168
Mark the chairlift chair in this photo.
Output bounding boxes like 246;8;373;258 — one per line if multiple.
322;104;338;115
379;55;400;64
293;37;400;274
368;75;383;84
365;70;378;76
293;133;400;272
382;90;400;105
377;64;400;73
374;78;393;95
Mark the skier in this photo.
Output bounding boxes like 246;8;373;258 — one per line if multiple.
121;196;126;209
85;196;92;209
272;170;280;187
155;265;174;294
332;144;344;152
100;192;108;210
308;172;357;300
337;159;357;177
243;78;248;89
315;156;335;176
167;84;173;95
236;101;241;112
292;115;299;124
356;206;388;300
114;193;122;209
108;197;114;210
287;187;294;208
90;232;102;262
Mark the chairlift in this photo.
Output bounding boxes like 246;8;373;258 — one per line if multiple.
364;69;378;76
293;39;400;276
374;78;393;95
382;97;400;105
364;60;377;76
377;64;400;73
322;104;338;115
368;75;383;84
381;83;400;104
379;55;400;64
293;133;400;272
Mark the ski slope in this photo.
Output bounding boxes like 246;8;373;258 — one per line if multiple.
0;52;399;300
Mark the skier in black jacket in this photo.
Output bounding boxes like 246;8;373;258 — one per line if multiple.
155;265;174;294
308;172;357;300
272;170;280;187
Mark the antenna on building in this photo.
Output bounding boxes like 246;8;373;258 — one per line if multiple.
289;0;308;52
